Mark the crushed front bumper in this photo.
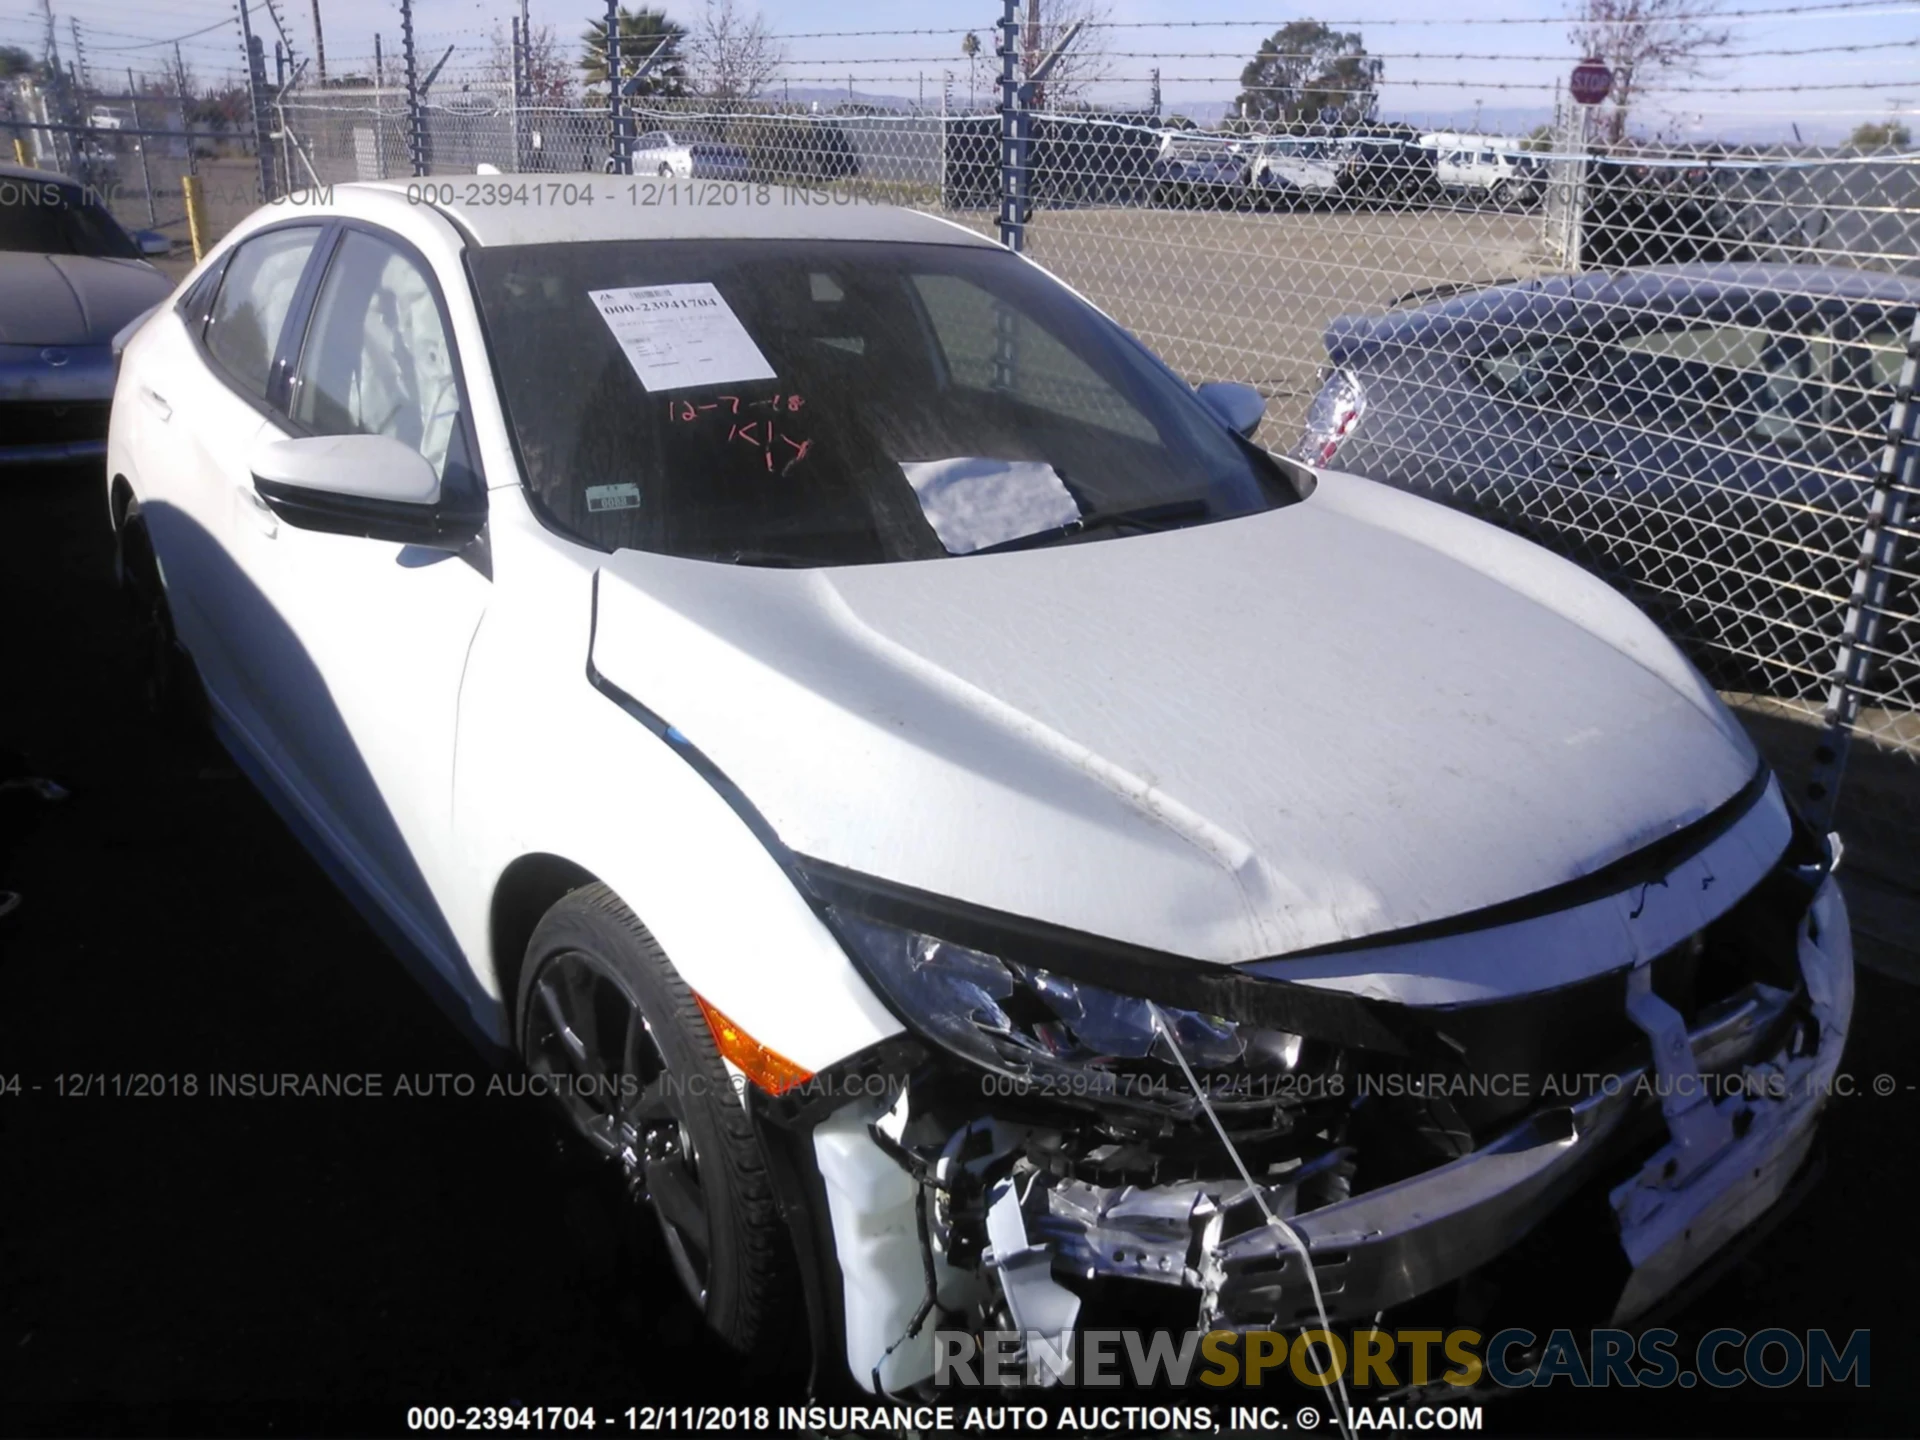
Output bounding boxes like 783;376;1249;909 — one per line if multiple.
987;874;1852;1337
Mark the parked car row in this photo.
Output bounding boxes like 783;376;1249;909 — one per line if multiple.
1147;128;1545;210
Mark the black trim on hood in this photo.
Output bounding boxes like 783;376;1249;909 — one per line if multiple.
1277;758;1780;962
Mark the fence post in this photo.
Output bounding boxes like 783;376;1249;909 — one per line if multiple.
996;0;1024;252
238;0;276;202
1804;311;1920;832
183;173;208;261
401;0;425;177
126;71;157;228
604;0;627;176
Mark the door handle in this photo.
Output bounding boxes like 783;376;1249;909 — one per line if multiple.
236;486;278;539
140;386;171;421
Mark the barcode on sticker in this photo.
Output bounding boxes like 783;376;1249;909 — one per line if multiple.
586;483;642;513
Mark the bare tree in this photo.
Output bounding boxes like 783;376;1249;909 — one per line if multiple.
1568;0;1731;145
687;0;783;103
1019;0;1112;109
490;21;577;106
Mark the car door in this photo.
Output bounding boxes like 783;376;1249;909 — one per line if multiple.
220;222;493;957
142;222;327;744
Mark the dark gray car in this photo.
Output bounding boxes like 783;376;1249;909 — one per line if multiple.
0;161;175;467
1296;263;1916;695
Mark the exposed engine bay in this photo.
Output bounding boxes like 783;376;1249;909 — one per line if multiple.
792;794;1853;1394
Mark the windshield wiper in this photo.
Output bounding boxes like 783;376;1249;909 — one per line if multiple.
969;497;1211;556
697;548;827;568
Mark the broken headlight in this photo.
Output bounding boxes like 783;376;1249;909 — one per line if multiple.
831;911;1332;1114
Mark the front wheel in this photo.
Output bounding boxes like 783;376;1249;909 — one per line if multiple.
516;884;793;1357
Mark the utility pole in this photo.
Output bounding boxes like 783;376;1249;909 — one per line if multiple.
1150;67;1160;119
374;34;383;91
310;0;327;86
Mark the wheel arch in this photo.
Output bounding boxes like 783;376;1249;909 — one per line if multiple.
110;472;135;531
489;851;602;1033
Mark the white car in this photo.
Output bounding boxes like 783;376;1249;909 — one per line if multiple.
107;181;1852;1392
1422;133;1543;206
628;128;751;179
1247;136;1343;203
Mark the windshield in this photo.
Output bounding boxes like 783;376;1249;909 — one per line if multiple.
0;178;140;258
468;238;1297;565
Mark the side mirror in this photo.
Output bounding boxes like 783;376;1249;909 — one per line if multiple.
1196;381;1267;438
134;229;172;257
251;434;484;551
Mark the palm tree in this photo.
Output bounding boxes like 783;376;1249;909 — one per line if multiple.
580;7;688;100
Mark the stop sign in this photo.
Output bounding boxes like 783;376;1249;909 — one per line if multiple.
1570;57;1613;106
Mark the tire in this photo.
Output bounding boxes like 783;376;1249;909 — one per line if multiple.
658;162;673;177
516;884;793;1358
1494;179;1521;209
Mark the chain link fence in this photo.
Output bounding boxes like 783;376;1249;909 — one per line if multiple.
16;5;1920;924
267;70;1920;907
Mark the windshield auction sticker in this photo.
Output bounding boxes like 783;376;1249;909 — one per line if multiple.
588;283;776;393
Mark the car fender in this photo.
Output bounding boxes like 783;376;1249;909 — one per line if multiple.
449;503;904;1075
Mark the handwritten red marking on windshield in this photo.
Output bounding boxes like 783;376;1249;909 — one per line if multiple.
670;392;806;423
667;391;815;474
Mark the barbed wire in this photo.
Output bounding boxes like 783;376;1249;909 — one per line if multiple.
758;0;1920;39
772;36;1920;66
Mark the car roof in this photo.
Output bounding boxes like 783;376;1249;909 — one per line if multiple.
1328;261;1920;358
337;175;999;251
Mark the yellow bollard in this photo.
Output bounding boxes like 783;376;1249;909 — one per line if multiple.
11;137;29;168
183;174;209;263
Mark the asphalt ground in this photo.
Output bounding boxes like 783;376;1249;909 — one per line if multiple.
2;463;1918;1437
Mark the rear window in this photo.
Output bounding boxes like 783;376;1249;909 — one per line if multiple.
468;238;1297;565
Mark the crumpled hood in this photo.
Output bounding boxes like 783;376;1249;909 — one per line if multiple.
0;253;171;346
590;471;1758;962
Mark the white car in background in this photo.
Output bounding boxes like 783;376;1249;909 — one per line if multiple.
628;128;751;179
106;181;1852;1392
1247;136;1343;204
1422;132;1544;206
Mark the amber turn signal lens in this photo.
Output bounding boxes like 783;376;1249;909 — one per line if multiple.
694;994;814;1096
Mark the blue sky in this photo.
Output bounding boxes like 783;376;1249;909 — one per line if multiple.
4;0;1916;140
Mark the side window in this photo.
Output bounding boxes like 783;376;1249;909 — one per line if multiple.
1471;339;1586;404
290;230;466;483
913;272;1159;442
203;226;322;399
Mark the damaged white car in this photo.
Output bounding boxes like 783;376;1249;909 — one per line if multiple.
105;182;1853;1393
